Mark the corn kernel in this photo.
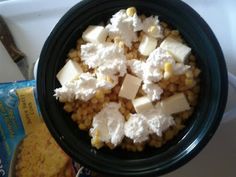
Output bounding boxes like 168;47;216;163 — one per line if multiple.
168;84;176;92
77;38;84;45
119;107;126;114
185;71;193;78
140;14;146;21
124;110;130;117
95;90;104;100
79;124;87;130
63;103;73;112
131;146;136;152
71;113;77;121
113;86;120;94
103;89;111;94
164;62;173;73
110;93;117;101
171;30;179;36
158;81;168;88
164;28;171;36
154;141;162;148
189;54;196;61
185;78;195;87
68;49;78;59
126;7;137;17
105;76;113;83
147;25;157;35
193;86;200;93
194;68;201;77
91;137;103;149
137;145;143;152
82;109;88;116
126;101;133;110
81;64;89;72
165;130;174;141
95;129;99;136
106;142;115;149
160;22;168;28
182;111;190;119
114;36;121;44
91;98;98;104
164;71;172;80
124;46;128;53
84;118;91;126
106;37;112;42
127;52;134;60
72;57;80;62
163;62;173;80
176;124;185;130
91;130;104;149
118;41;125;48
125;113;130;121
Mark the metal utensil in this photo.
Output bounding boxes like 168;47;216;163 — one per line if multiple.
0;15;29;79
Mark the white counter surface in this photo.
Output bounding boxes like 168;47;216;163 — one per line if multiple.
0;0;235;177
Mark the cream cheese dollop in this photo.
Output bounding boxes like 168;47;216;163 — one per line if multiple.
54;73;112;102
90;103;125;146
106;10;143;48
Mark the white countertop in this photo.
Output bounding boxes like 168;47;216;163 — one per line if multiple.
0;0;235;177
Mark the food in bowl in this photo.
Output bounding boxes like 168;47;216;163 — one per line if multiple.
54;7;201;151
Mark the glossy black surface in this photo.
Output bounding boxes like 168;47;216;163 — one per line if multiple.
37;0;228;176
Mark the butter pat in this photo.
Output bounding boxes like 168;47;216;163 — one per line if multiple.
132;96;153;113
82;25;108;43
138;34;157;56
56;60;83;85
119;74;142;100
160;37;191;63
159;93;190;115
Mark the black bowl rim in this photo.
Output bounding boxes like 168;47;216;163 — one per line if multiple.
37;0;228;176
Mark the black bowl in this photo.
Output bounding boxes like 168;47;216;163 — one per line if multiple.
37;0;228;176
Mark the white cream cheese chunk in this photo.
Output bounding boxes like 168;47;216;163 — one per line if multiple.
128;49;173;83
119;74;142;100
96;72;118;89
142;16;163;38
124;113;150;143
95;57;127;89
132;96;153;113
160;37;191;63
143;47;175;82
146;47;175;69
56;60;83;86
158;93;190;115
145;108;175;137
142;82;163;101
128;58;163;83
138;34;157;56
127;59;145;78
128;48;191;83
97;58;127;78
80;42;125;68
54;73;112;102
90;103;125;146
82;25;108;43
106;10;143;48
81;42;127;88
124;108;175;142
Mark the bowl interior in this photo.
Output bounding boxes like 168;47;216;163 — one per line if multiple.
37;0;227;176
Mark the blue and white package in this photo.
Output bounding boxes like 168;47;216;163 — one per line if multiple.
0;80;41;177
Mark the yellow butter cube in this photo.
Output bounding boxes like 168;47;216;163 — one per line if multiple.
119;74;142;100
